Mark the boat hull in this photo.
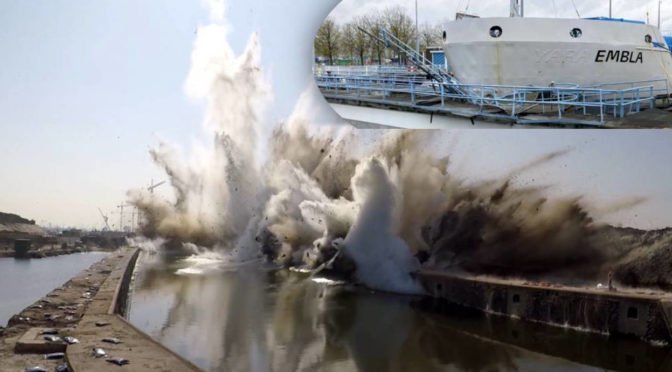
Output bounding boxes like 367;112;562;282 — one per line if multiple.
443;18;672;96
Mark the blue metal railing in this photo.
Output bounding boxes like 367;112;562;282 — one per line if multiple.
315;71;669;125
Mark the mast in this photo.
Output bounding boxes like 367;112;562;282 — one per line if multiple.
609;0;612;18
510;0;524;17
658;0;662;29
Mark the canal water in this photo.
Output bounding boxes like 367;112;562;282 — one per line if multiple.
130;252;671;372
0;252;108;326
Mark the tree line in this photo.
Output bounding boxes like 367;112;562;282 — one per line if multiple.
314;6;443;66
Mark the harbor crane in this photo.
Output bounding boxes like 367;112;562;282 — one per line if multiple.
98;208;111;231
148;179;166;194
116;203;138;233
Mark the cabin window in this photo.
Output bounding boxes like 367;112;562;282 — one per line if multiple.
570;28;582;38
443;31;447;40
489;26;503;38
627;306;639;320
645;35;653;43
512;294;520;303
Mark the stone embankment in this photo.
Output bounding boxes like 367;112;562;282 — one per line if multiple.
418;271;672;345
0;248;201;372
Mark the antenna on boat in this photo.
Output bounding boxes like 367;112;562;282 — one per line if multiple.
510;0;524;17
609;0;612;18
658;0;662;29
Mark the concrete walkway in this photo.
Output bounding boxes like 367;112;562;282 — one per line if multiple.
66;248;200;371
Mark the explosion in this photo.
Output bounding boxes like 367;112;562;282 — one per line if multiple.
128;0;663;294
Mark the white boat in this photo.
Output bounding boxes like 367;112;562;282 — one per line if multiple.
442;0;672;100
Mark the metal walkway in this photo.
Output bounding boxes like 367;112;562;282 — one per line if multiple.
315;28;671;126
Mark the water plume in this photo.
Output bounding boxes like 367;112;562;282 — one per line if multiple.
130;0;267;264
341;157;423;295
128;0;667;293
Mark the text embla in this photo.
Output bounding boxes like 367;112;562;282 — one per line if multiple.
595;50;644;64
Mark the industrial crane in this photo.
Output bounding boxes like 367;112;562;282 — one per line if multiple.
98;208;111;231
148;179;166;194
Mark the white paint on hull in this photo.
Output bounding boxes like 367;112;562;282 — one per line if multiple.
444;18;672;95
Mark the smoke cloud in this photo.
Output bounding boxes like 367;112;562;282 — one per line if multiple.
128;0;664;293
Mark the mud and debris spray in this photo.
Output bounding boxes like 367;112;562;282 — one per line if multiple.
129;0;649;294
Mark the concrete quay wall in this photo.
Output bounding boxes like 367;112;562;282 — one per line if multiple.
65;248;201;371
418;271;672;344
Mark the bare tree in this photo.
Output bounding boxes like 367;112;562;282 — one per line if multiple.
341;23;357;63
349;16;370;65
383;7;416;44
383;6;417;63
365;14;386;64
314;18;340;65
420;22;443;59
315;7;434;66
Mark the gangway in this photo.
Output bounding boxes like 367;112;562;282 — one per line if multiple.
358;27;462;93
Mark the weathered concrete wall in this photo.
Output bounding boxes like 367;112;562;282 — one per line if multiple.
110;248;140;317
418;271;672;344
415;297;672;372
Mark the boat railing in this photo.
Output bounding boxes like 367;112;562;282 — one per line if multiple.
315;73;662;125
314;64;437;76
587;79;671;100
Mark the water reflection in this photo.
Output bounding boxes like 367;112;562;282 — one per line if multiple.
130;252;672;372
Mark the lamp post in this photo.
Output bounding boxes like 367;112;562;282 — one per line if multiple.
415;0;420;56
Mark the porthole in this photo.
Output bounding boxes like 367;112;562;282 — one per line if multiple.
489;26;503;38
627;306;639;319
645;34;653;43
512;294;520;303
570;28;583;38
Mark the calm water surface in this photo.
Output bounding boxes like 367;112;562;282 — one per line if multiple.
130;252;672;372
0;252;108;326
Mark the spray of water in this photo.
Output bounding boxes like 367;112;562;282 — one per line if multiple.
128;0;661;293
129;0;267;265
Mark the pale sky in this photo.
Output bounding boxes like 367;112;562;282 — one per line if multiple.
0;0;671;230
332;0;672;32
